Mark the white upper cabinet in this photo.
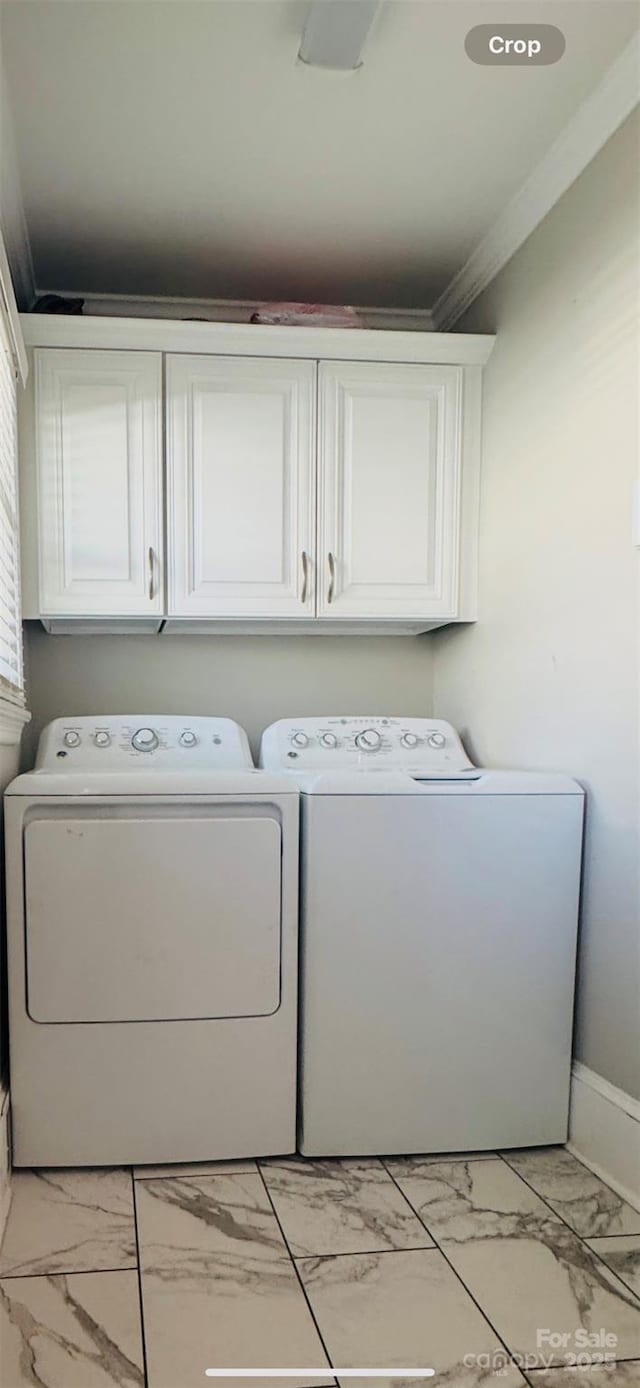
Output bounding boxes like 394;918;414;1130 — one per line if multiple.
20;319;493;632
317;361;462;620
35;349;163;617
167;355;316;617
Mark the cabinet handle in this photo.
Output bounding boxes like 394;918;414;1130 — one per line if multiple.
327;551;336;604
148;546;156;602
301;550;310;605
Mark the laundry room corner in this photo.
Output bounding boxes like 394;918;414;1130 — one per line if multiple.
430;109;640;1202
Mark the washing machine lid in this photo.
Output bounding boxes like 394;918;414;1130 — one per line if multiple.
291;769;583;795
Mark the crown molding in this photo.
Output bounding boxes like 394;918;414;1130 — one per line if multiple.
0;229;28;382
0;57;36;318
0;178;36;318
432;32;640;330
0;48;34;378
33;290;435;334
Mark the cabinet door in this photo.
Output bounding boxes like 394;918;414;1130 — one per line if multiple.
318;361;462;619
167;355;316;617
35;350;163;616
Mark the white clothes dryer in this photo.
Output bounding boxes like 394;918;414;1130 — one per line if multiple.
260;715;584;1157
6;715;299;1167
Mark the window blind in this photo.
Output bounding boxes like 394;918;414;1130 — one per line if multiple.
0;305;23;702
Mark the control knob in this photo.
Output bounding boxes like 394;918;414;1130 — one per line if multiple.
132;727;159;752
94;731;111;747
291;732;309;749
355;729;381;751
401;732;419;749
320;733;338;748
428;732;446;748
63;730;81;748
180;730;197;747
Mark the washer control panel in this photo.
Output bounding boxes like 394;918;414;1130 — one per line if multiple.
36;716;254;771
260;717;474;774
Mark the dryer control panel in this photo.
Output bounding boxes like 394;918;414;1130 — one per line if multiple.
35;716;254;771
260;716;474;774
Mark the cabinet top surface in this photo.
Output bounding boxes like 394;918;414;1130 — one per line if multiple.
21;314;495;366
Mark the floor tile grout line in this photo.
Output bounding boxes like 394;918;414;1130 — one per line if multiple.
591;1265;640;1301
496;1152;640;1303
293;1244;439;1262
584;1232;640;1241
133;1167;259;1182
130;1168;151;1388
0;1262;139;1280
255;1162;338;1388
381;1159;524;1379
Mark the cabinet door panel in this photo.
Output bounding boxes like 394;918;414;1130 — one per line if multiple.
318;362;462;618
168;355;316;616
36;350;163;615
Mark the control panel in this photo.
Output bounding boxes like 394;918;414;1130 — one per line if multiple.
35;716;254;771
260;716;474;774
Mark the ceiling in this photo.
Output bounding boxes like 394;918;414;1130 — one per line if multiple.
1;0;638;309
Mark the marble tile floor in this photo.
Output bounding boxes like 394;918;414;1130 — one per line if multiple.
0;1148;639;1388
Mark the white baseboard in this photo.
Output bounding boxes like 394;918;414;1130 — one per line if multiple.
0;1085;11;1243
568;1061;640;1211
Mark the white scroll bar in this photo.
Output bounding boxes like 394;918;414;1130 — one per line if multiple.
205;1372;435;1379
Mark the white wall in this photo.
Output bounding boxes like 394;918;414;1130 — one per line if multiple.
22;627;435;767
433;112;640;1100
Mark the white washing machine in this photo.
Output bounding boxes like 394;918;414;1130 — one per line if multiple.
260;715;584;1157
5;715;299;1167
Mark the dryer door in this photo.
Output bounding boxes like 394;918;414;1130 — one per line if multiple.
25;811;282;1022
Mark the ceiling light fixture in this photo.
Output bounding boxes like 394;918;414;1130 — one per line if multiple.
298;0;382;71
